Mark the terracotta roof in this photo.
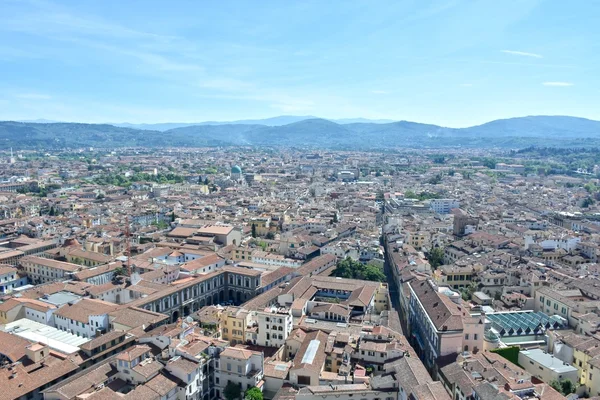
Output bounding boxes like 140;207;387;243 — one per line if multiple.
145;373;178;396
54;298;120;324
116;344;152;362
410;280;463;331
109;306;168;330
0;331;31;362
220;346;259;360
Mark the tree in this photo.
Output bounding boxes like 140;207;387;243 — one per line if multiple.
332;213;339;223
559;379;575;395
550;378;575;395
251;224;257;238
171;212;176;222
427;247;445;269
204;177;210;185
224;381;241;400
265;231;275;240
549;380;562;394
244;387;263;400
582;197;595;208
427;174;443;185
334;257;386;282
113;267;128;277
461;281;479;301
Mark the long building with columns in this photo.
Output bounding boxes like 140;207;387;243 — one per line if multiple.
128;265;264;323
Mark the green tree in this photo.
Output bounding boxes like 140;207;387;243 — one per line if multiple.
560;379;575;395
224;381;241;400
251;224;257;238
549;378;575;395
113;266;129;277
427;174;443;185
334;257;385;282
427;247;445;269
549;380;563;394
461;281;479;301
432;155;446;164
265;231;275;240
171;212;176;222
332;213;339;223
582;197;595;208
244;387;263;400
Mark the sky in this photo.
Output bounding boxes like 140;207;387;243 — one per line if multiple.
0;0;598;127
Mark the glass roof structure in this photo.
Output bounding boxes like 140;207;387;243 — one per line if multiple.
486;311;566;337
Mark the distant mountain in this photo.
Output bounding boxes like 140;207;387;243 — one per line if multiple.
114;116;318;131
334;118;396;124
2;115;600;150
18;119;60;124
113;116;396;131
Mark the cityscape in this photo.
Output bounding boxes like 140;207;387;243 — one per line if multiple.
1;145;600;400
1;1;600;400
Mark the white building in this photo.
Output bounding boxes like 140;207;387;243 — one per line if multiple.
20;256;80;284
0;265;27;294
254;306;293;348
429;199;459;214
251;251;302;268
165;356;202;400
53;299;118;338
216;347;264;398
518;348;578;385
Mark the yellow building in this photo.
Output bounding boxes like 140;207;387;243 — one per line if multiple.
405;231;429;250
573;339;600;393
232;246;254;262
433;265;476;290
220;306;250;345
250;217;271;236
373;284;390;314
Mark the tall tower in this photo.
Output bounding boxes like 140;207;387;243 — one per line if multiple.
9;148;16;164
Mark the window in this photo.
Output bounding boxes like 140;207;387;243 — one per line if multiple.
465;334;469;340
227;363;231;371
473;334;478;340
237;365;242;373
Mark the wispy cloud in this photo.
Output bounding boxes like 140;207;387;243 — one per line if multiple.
371;90;388;94
501;50;543;58
542;81;574;87
16;93;52;100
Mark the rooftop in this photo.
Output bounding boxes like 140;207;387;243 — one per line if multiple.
520;348;578;373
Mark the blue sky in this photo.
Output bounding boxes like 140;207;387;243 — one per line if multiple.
0;0;598;127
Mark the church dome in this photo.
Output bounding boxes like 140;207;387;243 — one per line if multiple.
231;165;242;174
